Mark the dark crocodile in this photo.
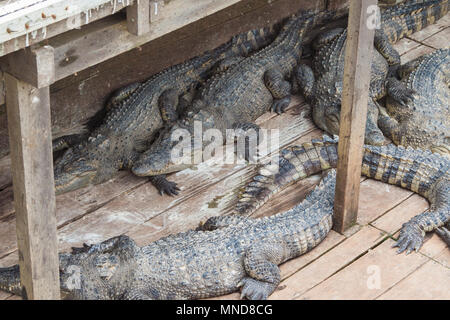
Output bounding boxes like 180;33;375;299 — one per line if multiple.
1;136;448;300
296;0;448;145
378;48;450;155
130;10;342;177
53;26;279;195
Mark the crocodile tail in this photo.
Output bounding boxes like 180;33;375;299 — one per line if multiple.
0;265;22;296
381;0;448;43
234;135;339;215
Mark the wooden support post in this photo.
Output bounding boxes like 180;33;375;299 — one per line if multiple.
333;0;377;233
127;0;151;36
4;45;60;299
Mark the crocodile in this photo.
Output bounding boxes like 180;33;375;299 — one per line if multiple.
236;136;450;254
1;136;448;300
53;26;279;196
130;10;344;177
295;0;448;145
378;48;450;155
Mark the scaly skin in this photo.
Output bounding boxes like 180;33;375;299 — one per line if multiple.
296;0;448;145
1;137;447;299
53;26;279;196
378;48;450;155
130;10;343;177
236;136;450;254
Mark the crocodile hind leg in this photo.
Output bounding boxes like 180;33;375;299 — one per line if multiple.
149;174;180;196
159;89;180;124
53;134;88;152
264;68;292;114
394;175;450;254
240;243;286;300
363;99;386;145
377;104;403;145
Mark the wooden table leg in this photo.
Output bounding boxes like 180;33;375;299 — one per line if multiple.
333;0;378;233
4;46;60;299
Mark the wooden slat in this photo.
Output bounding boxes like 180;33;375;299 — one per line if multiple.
269;226;386;299
377;259;450;300
47;0;243;81
0;0;119;44
0;2;131;57
5;72;59;299
333;0;377;233
127;0;150;36
297;238;429;300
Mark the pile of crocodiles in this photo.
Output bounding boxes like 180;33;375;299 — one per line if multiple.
0;0;449;300
1;137;449;299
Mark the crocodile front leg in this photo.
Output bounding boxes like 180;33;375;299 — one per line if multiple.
295;64;315;101
264;68;292;114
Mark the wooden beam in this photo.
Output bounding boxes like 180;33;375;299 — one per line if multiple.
0;45;55;88
5;70;60;298
333;0;377;233
127;0;150;36
0;0;120;44
47;0;243;81
0;1;133;58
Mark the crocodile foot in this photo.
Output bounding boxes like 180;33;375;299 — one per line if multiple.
239;277;276;300
393;221;425;254
435;227;450;246
271;96;291;114
149;175;180;196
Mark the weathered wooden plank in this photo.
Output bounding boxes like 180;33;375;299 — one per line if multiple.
376;259;450;300
356;179;414;225
406;12;450;42
1;45;55;88
0;0;119;44
0;3;131;57
418;233;450;267
333;0;377;233
422;26;450;49
5;72;59;299
400;44;435;64
127;0;150;36
48;0;244;81
297;238;429;300
269;226;386;299
370;194;429;234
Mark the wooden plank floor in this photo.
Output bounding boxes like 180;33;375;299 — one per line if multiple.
0;15;449;300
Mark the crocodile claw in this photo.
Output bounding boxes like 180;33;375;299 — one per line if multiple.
239;277;274;300
393;221;424;254
271;96;291;114
158;180;180;196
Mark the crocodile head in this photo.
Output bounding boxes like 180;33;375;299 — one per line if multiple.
132;110;215;176
53;135;122;195
132;123;197;176
58;235;140;300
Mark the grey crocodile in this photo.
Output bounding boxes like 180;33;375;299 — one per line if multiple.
1;136;448;300
53;25;279;196
295;0;448;145
130;10;343;177
378;48;450;155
